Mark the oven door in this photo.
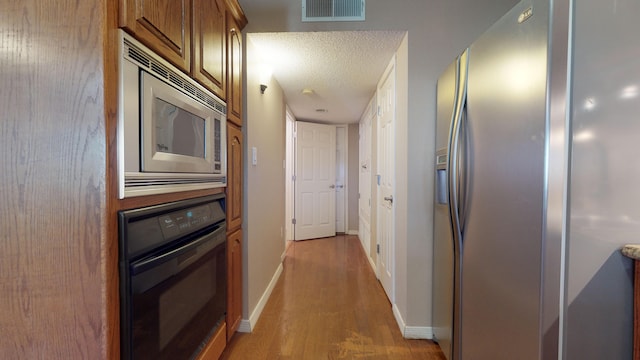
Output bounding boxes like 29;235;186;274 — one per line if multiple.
123;224;226;360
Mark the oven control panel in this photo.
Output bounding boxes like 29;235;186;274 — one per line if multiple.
120;194;226;259
158;204;213;238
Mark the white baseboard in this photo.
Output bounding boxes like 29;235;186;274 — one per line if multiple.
237;262;284;333
347;230;359;236
392;303;433;340
404;325;433;339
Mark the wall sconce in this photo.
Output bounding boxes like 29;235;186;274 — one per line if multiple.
260;84;268;94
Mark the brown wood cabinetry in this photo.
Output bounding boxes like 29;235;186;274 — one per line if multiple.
120;0;229;98
224;2;246;342
226;11;243;126
225;122;243;341
192;0;227;99
226;229;243;339
119;0;192;71
226;123;243;232
196;322;227;360
119;0;248;353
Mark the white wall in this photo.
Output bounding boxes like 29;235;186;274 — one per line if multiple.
240;0;519;331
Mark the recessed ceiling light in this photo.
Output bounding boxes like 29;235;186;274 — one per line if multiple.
302;88;314;95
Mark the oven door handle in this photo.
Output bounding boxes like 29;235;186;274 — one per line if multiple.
131;223;226;275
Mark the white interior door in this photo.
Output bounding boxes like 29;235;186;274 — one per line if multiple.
359;98;374;259
335;126;347;233
377;58;396;301
294;121;336;240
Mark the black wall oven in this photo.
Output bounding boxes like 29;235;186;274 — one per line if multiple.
119;194;226;360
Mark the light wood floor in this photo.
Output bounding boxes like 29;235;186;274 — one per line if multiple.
220;235;446;359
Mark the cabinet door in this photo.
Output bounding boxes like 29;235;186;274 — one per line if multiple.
226;229;242;340
120;0;192;71
226;123;242;231
192;0;226;99
226;12;243;126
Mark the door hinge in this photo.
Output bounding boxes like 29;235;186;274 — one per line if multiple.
292;218;296;225
377;244;380;254
292;175;296;181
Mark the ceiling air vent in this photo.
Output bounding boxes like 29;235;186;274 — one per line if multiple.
302;0;365;22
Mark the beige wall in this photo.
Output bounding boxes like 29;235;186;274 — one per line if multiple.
243;36;287;321
240;0;518;331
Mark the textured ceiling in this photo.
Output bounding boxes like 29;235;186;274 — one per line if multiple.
248;31;406;124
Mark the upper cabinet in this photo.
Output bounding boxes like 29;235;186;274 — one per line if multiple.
119;0;192;71
192;0;227;100
120;0;243;100
225;1;246;126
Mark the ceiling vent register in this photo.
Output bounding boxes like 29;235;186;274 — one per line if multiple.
302;0;365;22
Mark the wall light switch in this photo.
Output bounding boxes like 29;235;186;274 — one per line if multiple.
252;147;257;166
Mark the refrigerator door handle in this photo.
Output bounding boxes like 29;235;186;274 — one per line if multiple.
446;48;468;360
447;49;469;246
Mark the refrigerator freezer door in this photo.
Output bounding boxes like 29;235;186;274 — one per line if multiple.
433;58;458;360
462;2;549;359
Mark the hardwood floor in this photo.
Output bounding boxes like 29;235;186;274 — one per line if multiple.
220;235;446;359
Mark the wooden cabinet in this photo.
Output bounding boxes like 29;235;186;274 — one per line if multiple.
192;0;227;100
120;0;228;98
226;123;243;231
226;11;243;126
119;0;192;71
226;122;242;341
226;229;243;339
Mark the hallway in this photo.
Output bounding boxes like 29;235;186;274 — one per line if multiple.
220;235;445;359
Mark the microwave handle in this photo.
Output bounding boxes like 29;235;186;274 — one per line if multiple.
131;223;226;275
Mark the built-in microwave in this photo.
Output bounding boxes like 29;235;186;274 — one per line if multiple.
117;30;227;198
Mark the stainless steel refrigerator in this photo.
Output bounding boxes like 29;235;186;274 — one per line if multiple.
433;0;637;359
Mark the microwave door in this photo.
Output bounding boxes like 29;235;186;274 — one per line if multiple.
141;71;215;174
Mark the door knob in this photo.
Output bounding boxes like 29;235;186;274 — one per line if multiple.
329;185;335;189
384;195;393;204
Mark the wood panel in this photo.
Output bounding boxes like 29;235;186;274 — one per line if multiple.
120;0;192;71
220;236;446;360
224;0;248;29
192;0;227;100
226;12;243;126
196;322;227;360
226;229;243;340
105;0;122;358
119;187;225;211
226;123;243;231
0;0;109;357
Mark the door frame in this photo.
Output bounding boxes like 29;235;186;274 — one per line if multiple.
285;107;296;242
335;125;348;234
376;56;396;302
359;95;375;270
